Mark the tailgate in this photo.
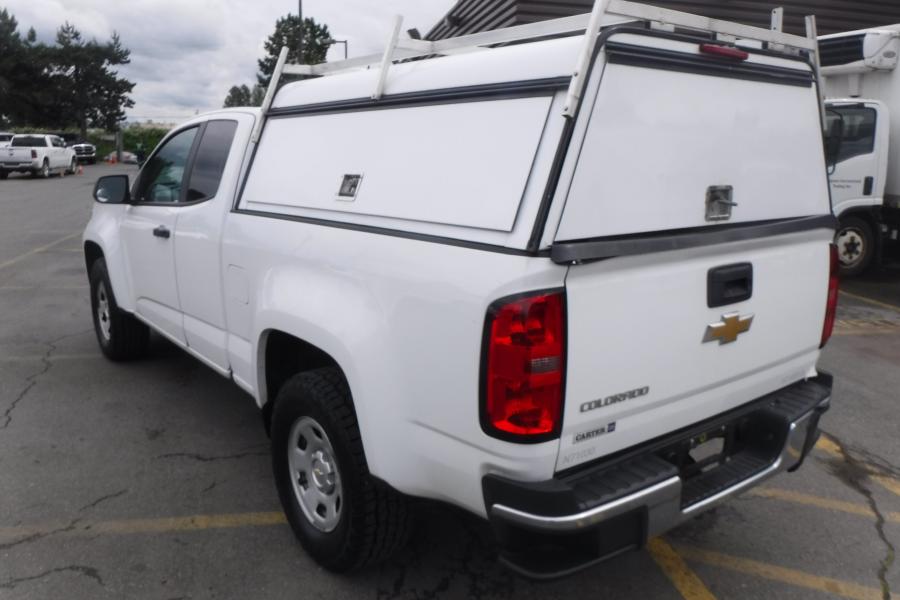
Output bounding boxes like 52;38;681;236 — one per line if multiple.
1;148;31;164
557;234;831;470
552;32;833;471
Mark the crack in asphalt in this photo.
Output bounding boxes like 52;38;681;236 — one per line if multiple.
374;506;514;600
0;518;82;551
823;430;896;600
0;329;92;431
0;565;104;590
78;488;128;512
154;450;269;462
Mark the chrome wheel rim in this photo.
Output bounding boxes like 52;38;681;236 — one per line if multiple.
96;281;112;341
836;228;865;268
288;416;343;532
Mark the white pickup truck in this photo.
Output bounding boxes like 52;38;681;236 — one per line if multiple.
83;2;837;578
0;134;77;179
819;26;900;275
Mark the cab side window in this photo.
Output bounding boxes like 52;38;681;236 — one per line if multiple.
186;120;238;202
134;127;199;204
829;107;877;164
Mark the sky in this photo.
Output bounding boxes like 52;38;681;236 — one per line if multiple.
5;0;457;122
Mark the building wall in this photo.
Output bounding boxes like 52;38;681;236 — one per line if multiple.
427;0;900;39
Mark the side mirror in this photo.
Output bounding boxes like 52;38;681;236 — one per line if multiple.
94;175;131;204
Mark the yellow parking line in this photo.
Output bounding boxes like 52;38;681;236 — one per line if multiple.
676;544;899;600
0;232;80;271
872;475;900;498
834;329;900;337
840;290;900;314
0;511;287;544
748;488;900;524
90;511;287;535
647;538;718;600
816;437;900;498
817;436;842;456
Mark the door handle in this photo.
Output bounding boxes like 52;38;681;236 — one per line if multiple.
153;225;171;239
863;176;874;196
707;263;753;308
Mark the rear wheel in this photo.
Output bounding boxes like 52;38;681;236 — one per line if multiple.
271;368;411;572
835;216;875;277
67;157;77;175
89;258;150;361
34;159;49;179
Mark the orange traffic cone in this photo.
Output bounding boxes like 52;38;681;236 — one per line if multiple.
77;165;84;175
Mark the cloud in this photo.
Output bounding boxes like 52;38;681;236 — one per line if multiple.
5;0;455;122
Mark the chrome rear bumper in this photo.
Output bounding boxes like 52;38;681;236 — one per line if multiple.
483;374;832;579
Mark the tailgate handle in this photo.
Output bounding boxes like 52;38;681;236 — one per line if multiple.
708;263;753;308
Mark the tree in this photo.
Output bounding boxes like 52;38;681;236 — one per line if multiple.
50;23;135;138
223;83;267;108
0;9;51;126
251;84;266;106
223;84;252;107
223;15;330;107
257;15;331;88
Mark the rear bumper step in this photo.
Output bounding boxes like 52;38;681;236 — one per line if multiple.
482;373;832;579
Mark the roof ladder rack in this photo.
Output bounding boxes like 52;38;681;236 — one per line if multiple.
563;0;612;118
250;0;822;143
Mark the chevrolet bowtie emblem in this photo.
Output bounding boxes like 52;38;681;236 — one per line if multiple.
703;312;754;345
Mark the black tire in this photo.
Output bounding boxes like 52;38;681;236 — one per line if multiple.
271;368;411;572
0;170;7;180
89;258;150;361
39;159;50;178
835;216;875;277
89;158;96;165
67;157;77;175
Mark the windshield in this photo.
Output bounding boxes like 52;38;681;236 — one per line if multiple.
11;136;46;147
825;105;876;164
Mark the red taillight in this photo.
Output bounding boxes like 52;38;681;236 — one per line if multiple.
31;149;37;159
482;291;565;441
699;43;749;61
821;244;840;348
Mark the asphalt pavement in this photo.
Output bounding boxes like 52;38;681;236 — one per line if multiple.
1;164;899;600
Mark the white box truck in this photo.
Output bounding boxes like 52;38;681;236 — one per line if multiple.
83;0;837;578
820;27;900;275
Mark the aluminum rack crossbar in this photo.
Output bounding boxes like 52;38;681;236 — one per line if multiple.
254;0;819;139
282;0;814;79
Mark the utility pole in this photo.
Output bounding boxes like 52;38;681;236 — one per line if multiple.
298;0;304;63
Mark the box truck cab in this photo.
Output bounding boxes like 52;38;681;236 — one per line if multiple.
820;27;900;275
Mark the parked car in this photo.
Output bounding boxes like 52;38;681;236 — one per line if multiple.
0;132;13;148
0;134;77;179
819;26;900;275
103;151;138;164
83;2;837;579
71;141;97;164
